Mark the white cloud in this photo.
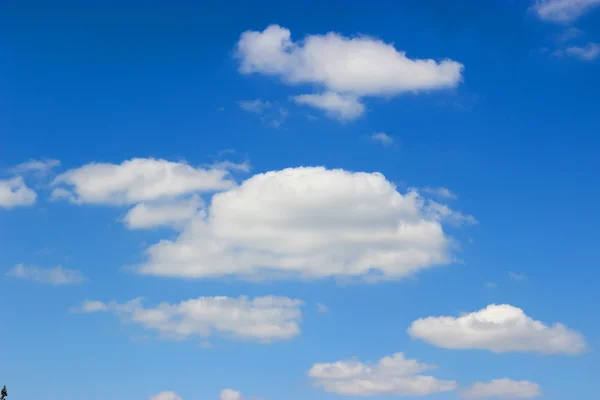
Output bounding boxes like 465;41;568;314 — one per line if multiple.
124;195;203;230
149;389;249;400
508;271;527;281
0;177;37;208
52;158;235;205
149;392;183;400
408;304;587;355
371;132;394;147
72;300;108;313
422;186;457;199
134;167;473;281
219;389;242;400
236;25;463;119
532;0;600;23
564;42;600;60
76;295;304;342
308;352;457;397
461;379;541;399
239;99;272;114
11;158;60;176
7;264;86;285
293;92;365;120
210;160;251;173
236;25;463;96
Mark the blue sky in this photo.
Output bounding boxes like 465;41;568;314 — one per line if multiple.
1;1;599;399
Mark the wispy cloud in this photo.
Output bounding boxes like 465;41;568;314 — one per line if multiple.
532;0;600;23
7;264;86;285
73;295;304;343
509;271;527;281
238;99;271;114
370;132;395;147
562;42;600;60
11;158;60;176
423;186;458;200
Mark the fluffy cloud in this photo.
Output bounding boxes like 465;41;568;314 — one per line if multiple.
461;379;541;399
371;132;395;147
0;177;37;208
7;264;86;285
408;304;587;355
149;392;183;400
219;389;242;400
135;166;473;281
308;352;457;396
532;0;600;23
293;92;365;121
75;295;303;342
123;195;203;230
52;158;235;205
564;42;600;60
235;25;463;119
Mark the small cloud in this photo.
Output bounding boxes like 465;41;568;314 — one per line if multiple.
210;160;251;173
239;99;271;114
73;295;304;343
293;91;365;121
316;303;329;313
423;186;458;200
7;263;86;285
220;389;242;400
11;158;60;177
485;282;497;289
564;42;600;60
149;392;183;400
50;187;76;202
217;149;236;157
531;0;600;23
199;341;214;349
371;132;394;147
508;271;527;281
0;177;37;208
71;300;108;313
408;304;587;354
461;379;541;399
